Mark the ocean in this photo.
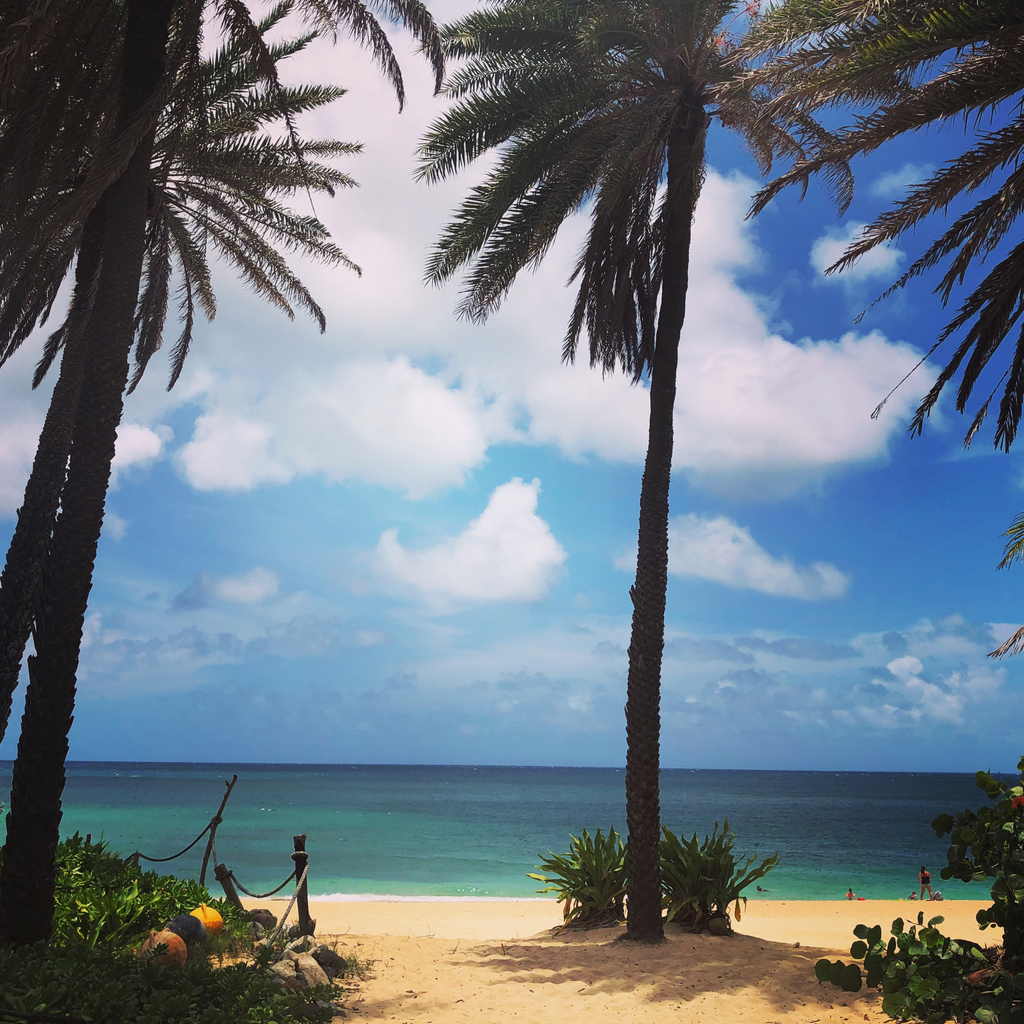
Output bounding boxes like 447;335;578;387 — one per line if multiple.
0;762;1002;902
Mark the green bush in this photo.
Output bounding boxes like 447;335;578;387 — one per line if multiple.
814;917;1002;1023
45;833;241;948
660;819;778;933
932;757;1024;957
0;942;335;1024
528;827;627;927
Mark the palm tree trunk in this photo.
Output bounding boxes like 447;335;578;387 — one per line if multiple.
624;106;706;943
0;202;105;748
0;0;173;945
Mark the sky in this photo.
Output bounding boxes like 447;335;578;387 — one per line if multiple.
1;1;1022;772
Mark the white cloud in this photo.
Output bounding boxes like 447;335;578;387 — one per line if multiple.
0;417;41;517
177;358;490;498
870;163;935;199
657;513;849;600
214;567;280;603
173;566;279;608
104;510;129;541
375;477;567;603
110;422;170;485
810;221;904;284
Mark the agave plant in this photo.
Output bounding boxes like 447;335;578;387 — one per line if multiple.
528;827;628;928
660;819;778;933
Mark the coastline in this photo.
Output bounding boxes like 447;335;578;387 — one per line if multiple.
248;896;996;947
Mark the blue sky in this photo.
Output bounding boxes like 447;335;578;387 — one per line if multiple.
1;3;1022;772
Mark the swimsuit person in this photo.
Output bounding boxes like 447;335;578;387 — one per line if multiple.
919;866;933;901
846;888;855;900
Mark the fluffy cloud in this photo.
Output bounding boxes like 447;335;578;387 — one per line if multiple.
375;477;567;603
618;514;849;599
173;567;279;609
870;163;936;199
177;358;491;498
125;69;929;503
111;422;170;485
810;220;905;285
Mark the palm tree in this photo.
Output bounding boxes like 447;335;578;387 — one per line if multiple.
0;2;359;752
733;0;1024;656
0;0;442;944
418;0;805;941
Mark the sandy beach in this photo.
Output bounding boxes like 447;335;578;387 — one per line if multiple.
246;897;996;1023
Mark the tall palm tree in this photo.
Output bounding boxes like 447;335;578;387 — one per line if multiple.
418;0;806;941
0;2;358;752
0;0;442;944
732;0;1024;655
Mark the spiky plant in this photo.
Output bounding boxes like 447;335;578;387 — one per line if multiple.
419;0;811;941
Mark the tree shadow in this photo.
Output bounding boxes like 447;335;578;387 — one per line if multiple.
344;922;883;1021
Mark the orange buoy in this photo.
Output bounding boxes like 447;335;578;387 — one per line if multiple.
190;903;223;936
140;928;187;968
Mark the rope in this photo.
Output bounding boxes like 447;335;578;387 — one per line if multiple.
266;863;309;947
229;868;295;900
133;820;213;863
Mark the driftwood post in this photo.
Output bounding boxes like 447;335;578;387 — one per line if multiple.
292;834;315;936
200;774;237;887
214;862;244;909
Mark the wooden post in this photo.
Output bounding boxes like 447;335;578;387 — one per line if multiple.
291;834;315;936
214;862;244;909
129;851;140;869
200;774;237;887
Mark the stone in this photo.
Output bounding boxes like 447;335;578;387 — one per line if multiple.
268;960;304;990
313;945;347;980
286;935;314;953
248;922;266;940
247;908;278;930
294;952;330;988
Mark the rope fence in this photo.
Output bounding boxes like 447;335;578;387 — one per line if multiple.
122;773;316;938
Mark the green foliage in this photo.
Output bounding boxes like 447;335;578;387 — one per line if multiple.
660;819;779;932
932;760;1024;951
815;918;999;1023
0;942;336;1024
528;828;627;927
529;821;778;932
45;834;241;949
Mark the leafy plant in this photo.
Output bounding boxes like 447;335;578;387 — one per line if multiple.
0;941;337;1024
660;819;779;933
815;917;994;1023
528;828;628;928
1;833;243;949
932;759;1024;957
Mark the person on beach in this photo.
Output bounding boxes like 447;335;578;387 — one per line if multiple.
846;888;856;900
920;867;933;901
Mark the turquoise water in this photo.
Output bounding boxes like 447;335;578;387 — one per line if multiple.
0;762;1001;901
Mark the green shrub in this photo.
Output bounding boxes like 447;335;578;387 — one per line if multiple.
0;942;336;1024
47;833;242;948
660;819;778;932
932;757;1024;957
814;917;1000;1023
528;827;627;927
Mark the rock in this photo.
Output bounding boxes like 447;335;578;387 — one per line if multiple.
313;945;348;980
249;922;266;940
268;959;305;990
294;953;330;988
286;935;314;953
247;908;278;930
